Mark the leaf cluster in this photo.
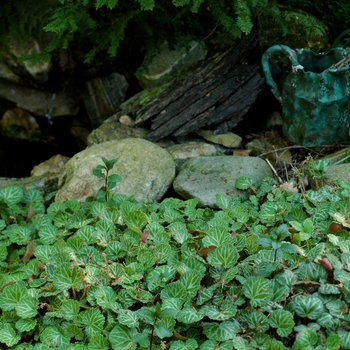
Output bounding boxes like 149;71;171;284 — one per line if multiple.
0;0;328;66
1;160;350;348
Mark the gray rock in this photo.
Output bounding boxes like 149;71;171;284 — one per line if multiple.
324;164;350;187
87;116;150;146
0;174;60;197
30;154;70;177
0;108;41;141
246;137;292;165
173;156;274;208
56;138;175;203
0;36;51;83
195;129;242;148
167;142;220;172
0;80;79;118
0;62;20;83
138;40;207;89
0;154;70;196
83;72;129;128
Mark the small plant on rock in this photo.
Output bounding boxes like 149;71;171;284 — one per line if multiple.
93;156;122;202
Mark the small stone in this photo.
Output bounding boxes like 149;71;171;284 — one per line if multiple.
87;116;150;146
264;111;283;128
0;108;41;141
245;135;292;165
31;154;70;177
167;141;219;171
195;129;242;148
119;115;134;127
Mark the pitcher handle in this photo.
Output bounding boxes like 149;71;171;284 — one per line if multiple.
261;45;300;103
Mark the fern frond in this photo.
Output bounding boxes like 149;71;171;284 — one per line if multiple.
234;0;253;34
95;0;119;10
191;0;205;13
209;0;242;38
172;0;190;6
137;0;155;11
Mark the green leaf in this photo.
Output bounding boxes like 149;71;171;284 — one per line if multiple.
38;224;58;244
232;336;255;350
107;173;122;190
102;157;117;170
53;264;83;291
153;242;172;263
170;339;198;349
268;309;294;337
207;244;238;268
88;335;110;350
294;329;319;348
339;330;350;349
176;305;205;323
292;295;325;320
180;270;203;297
197;285;217;305
16;294;38;318
326;334;341;350
93;164;106;179
161;298;182;318
34;244;58;263
109;324;137;350
235;176;256;190
8;225;33;245
118;309;139;328
0;323;21;347
216;194;233;209
202;225;231;247
78;309;105;337
242;310;269;332
168;222;191;243
146;265;177;292
40;325;71;347
126;210;148;233
0;186;23;204
161;281;187;301
203;321;240;341
155;317;175;338
87;286;120;311
242;276;273;307
200;339;234;349
0;245;7;261
201;301;237;321
61;299;80;320
0;284;27;311
251;332;271;350
15;318;37;332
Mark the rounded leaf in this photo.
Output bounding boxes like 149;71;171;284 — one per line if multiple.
242;276;273;307
269;309;294;337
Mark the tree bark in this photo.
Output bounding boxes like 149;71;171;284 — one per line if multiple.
134;26;266;141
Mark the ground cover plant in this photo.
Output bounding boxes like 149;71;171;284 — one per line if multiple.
1;158;350;349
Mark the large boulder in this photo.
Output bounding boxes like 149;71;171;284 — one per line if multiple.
173;156;274;208
55;138;175;203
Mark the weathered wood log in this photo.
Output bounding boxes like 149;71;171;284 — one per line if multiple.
134;26;266;141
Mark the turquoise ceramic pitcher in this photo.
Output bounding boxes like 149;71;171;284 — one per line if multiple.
261;45;350;146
